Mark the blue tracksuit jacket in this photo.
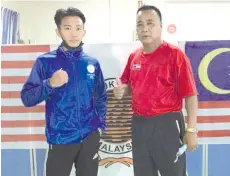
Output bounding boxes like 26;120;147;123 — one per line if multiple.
21;45;107;144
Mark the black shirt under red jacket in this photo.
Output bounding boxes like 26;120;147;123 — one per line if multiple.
120;41;198;117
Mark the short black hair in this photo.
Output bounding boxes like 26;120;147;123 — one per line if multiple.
136;5;162;22
54;7;86;28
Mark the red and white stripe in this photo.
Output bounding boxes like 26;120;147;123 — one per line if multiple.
1;45;50;149
1;45;230;149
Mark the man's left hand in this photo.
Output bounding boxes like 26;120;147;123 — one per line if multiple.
183;132;198;152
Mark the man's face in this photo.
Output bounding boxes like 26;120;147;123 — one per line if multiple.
136;10;162;45
56;16;85;47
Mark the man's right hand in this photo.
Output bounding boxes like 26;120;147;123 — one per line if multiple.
49;68;68;88
113;78;128;99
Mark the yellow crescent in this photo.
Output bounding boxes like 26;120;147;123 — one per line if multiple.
198;48;230;94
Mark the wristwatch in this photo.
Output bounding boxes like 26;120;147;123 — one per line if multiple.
186;127;198;134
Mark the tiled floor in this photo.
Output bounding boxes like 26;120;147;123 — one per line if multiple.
1;144;230;176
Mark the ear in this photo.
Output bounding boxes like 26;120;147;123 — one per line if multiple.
83;29;86;37
55;28;61;37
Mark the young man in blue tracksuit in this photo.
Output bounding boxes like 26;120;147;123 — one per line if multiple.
21;7;107;176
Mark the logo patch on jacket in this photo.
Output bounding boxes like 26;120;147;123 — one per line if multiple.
87;64;95;73
132;64;141;70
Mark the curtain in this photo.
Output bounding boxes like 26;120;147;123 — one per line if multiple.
1;8;20;44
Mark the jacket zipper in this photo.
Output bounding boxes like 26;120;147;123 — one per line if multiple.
75;62;83;142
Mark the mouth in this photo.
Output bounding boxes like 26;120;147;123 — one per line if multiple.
70;40;79;43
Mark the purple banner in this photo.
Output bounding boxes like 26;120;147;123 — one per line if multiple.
185;40;230;101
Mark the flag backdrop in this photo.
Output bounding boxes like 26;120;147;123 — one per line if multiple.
1;41;230;176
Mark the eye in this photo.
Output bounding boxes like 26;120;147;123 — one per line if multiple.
148;22;155;26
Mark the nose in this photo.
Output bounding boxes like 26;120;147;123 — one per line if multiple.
71;29;78;37
141;24;148;32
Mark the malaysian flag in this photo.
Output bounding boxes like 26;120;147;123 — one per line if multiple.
1;42;230;151
2;45;49;149
184;40;230;144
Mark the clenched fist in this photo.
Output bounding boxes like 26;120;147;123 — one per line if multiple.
113;78;129;99
183;132;198;152
49;68;68;88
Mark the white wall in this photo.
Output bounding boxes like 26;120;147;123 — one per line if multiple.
161;2;230;42
3;0;230;44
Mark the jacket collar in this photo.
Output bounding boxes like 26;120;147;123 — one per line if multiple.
57;43;83;60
